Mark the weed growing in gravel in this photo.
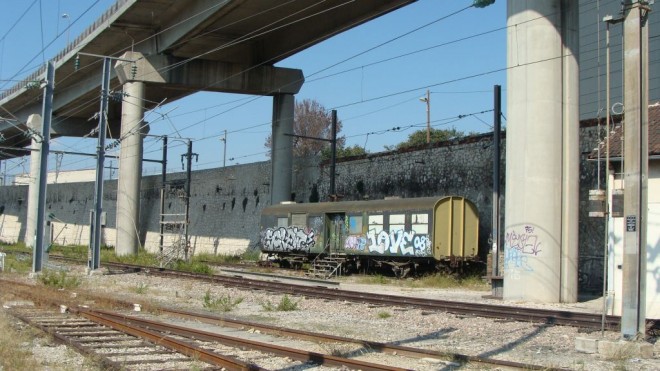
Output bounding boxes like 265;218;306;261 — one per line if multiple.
194;253;241;265
0;241;30;253
604;343;636;361
0;314;55;370
240;248;263;262
38;270;81;289
106;248;159;266
410;273;483;289
132;282;149;294
261;294;299;311
377;311;391;319
1;252;32;273
202;290;244;312
173;260;214;275
357;272;489;290
357;274;389;285
48;244;88;259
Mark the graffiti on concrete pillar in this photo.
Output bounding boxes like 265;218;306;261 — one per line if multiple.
505;225;542;255
503;247;534;277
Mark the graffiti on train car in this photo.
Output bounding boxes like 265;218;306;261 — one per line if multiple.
261;227;316;252
344;235;367;251
344;229;432;257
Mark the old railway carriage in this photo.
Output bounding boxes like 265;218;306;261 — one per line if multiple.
259;196;480;276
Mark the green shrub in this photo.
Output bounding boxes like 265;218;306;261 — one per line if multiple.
193;253;241;265
105;248;159;266
38;270;81;289
202;290;243;312
173;260;213;275
132;282;149;294
357;274;390;285
1;253;32;273
377;311;391;319
261;294;299;312
240;248;262;262
47;244;88;259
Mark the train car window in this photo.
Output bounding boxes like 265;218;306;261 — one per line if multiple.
277;217;288;228
291;213;307;227
411;213;429;234
347;215;363;234
390;214;406;231
368;215;383;229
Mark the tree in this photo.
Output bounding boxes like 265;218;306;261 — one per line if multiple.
264;99;346;158
386;127;464;151
320;144;368;161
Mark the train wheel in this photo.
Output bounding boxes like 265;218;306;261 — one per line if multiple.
391;262;412;279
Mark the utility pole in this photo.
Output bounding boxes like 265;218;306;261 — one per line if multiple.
330;110;337;199
490;85;502;297
420;90;431;143
602;12;624;334
75;52;136;267
221;130;227;167
33;61;55;273
621;0;650;339
182;140;197;261
105;161;118;179
159;135;168;255
89;57;111;271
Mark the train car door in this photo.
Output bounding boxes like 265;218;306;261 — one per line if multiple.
325;213;346;254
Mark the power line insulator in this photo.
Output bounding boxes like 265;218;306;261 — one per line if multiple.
74;55;80;71
131;63;138;79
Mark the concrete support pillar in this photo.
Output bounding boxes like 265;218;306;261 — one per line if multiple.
504;0;579;303
270;93;294;204
25;114;42;247
560;0;580;303
621;0;649;338
115;81;145;255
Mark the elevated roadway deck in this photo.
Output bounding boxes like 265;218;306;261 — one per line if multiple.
0;0;415;158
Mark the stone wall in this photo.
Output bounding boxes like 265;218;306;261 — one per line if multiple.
314;134;500;258
0;126;606;292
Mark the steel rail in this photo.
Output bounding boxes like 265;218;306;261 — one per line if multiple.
73;306;263;371
0;280;568;370
159;306;569;371
3;255;655;333
83;308;412;371
104;262;629;330
8;309;126;371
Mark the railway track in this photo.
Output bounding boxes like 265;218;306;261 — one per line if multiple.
3;251;657;334
2;280;569;370
99;261;659;334
7;307;217;370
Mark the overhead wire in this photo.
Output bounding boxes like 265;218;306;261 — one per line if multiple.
148;2;501;141
0;0;104;92
0;0;324;160
4;1;505;175
80;17;510;171
4;0;466;145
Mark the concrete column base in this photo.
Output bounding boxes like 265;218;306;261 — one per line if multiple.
575;337;654;358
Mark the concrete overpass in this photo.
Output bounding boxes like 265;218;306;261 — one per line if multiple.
0;0;417;256
0;0;416;151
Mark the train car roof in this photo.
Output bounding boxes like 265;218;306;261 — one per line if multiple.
261;196;466;215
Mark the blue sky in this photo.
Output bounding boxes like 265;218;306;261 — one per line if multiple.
0;0;506;179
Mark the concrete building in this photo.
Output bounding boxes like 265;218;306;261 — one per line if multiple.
579;0;659;120
13;169;97;185
590;102;660;319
